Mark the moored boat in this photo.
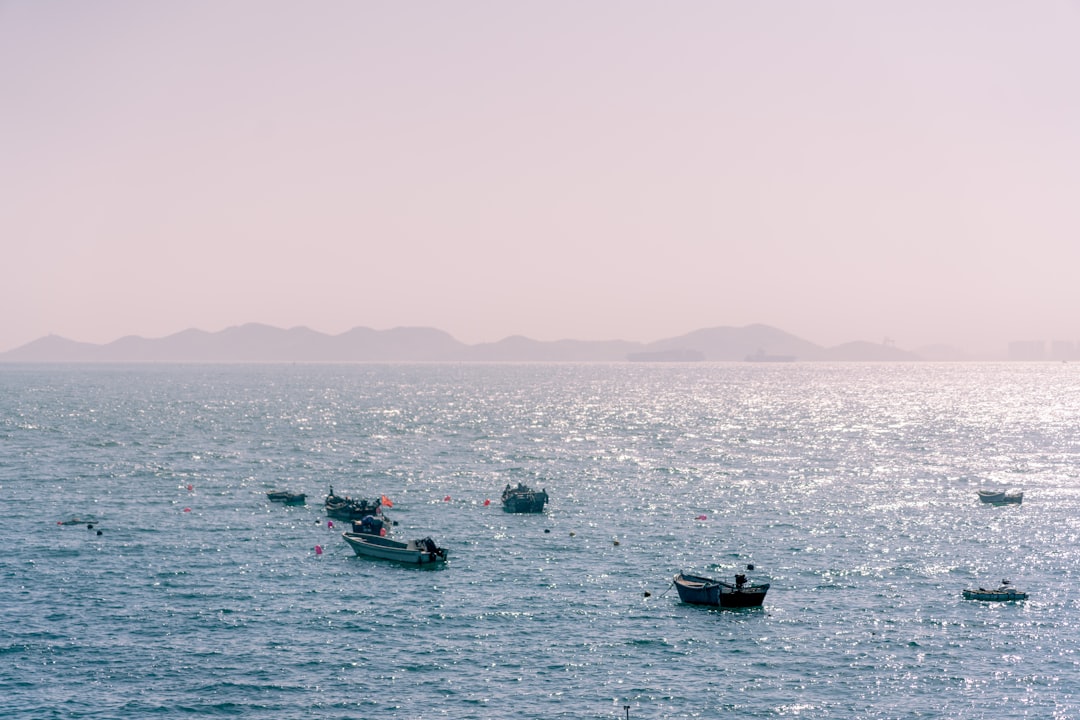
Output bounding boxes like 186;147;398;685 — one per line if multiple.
963;580;1027;601
977;489;1022;505
501;482;548;513
325;486;384;520
342;532;447;565
267;491;306;505
673;570;769;608
351;514;391;537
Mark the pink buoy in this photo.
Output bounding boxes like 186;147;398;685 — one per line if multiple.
186;484;193;492
327;520;334;529
696;514;707;521
483;498;491;506
315;544;323;555
183;507;191;513
444;495;451;502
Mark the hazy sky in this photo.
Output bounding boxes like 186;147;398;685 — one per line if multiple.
3;1;1079;354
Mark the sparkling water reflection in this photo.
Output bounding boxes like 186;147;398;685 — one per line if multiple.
2;362;1079;718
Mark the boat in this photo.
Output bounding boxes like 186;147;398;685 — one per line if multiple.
351;514;391;537
501;482;548;513
673;570;769;608
325;487;385;520
341;532;448;565
977;489;1023;505
266;491;306;505
963;580;1028;602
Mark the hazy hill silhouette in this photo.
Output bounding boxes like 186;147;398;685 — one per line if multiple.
644;323;827;360
0;323;924;363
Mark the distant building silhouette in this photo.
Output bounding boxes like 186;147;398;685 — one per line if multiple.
1008;340;1045;360
1051;341;1077;361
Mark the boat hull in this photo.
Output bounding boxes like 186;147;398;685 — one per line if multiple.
673;572;769;608
267;491;306;505
502;493;548;513
977;490;1022;505
342;532;447;565
501;485;548;513
963;588;1028;601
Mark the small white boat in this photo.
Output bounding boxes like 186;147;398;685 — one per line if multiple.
977;489;1023;504
342;532;447;565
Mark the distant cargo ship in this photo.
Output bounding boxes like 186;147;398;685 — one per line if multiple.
745;348;796;362
627;348;705;362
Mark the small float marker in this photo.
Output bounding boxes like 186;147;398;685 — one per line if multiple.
183;507;191;513
444;495;452;502
314;544;323;556
483;499;491;506
695;514;707;521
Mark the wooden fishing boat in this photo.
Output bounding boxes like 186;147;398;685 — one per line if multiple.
501;483;548;513
325;487;384;520
342;532;448;565
963;581;1027;601
977;489;1023;505
266;490;306;505
673;571;769;608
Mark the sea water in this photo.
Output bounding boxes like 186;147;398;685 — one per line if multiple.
2;362;1079;719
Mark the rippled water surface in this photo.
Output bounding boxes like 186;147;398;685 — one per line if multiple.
3;362;1080;718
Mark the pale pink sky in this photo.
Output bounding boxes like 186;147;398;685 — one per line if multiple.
3;1;1079;355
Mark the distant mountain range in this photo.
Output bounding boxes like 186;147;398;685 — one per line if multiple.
0;323;947;363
